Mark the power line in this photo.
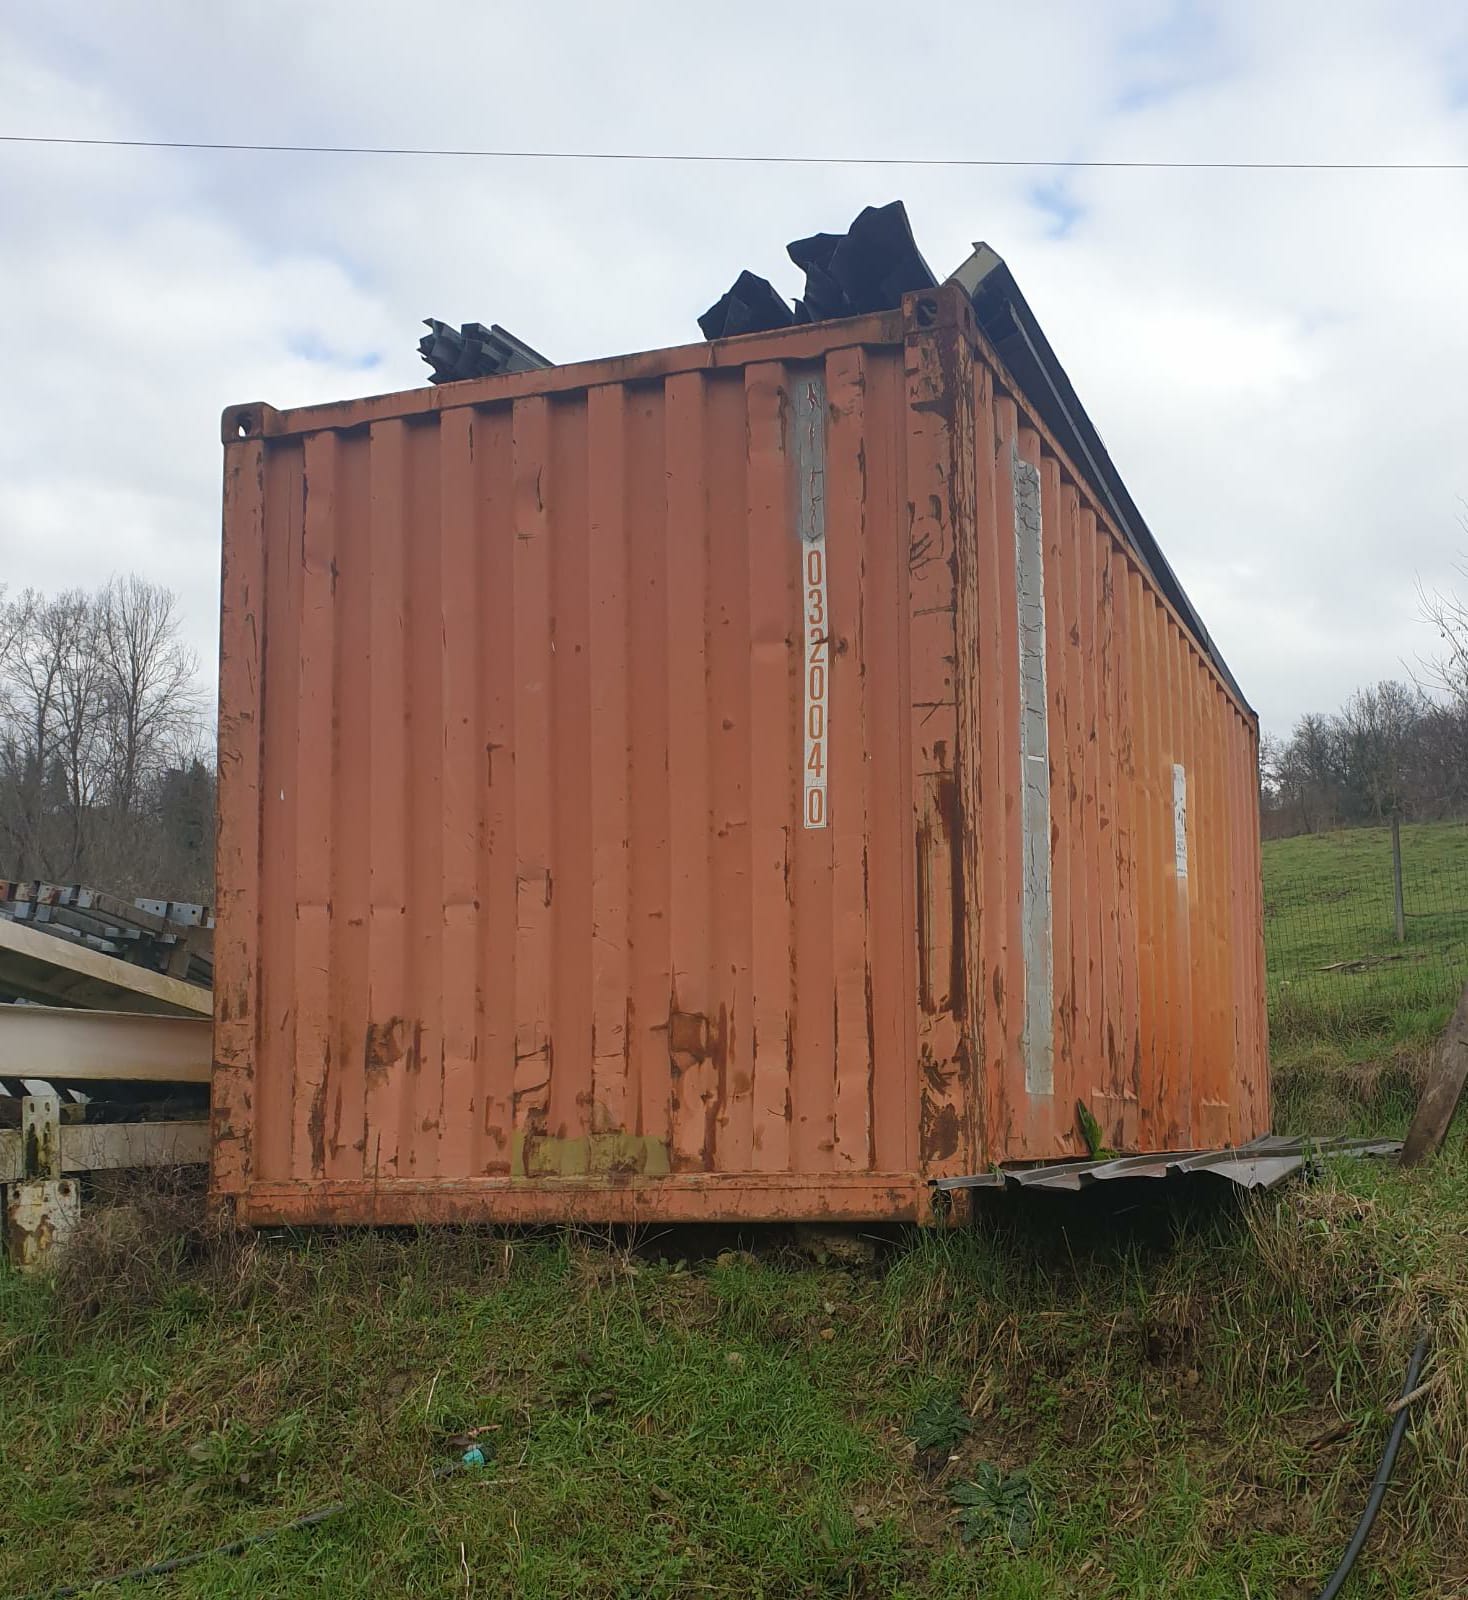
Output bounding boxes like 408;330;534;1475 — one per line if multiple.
1;132;1465;171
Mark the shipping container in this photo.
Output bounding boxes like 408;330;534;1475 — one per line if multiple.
213;270;1268;1227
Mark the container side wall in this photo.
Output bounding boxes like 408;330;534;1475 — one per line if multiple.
970;349;1268;1161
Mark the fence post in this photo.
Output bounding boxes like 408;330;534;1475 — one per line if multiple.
1391;815;1406;944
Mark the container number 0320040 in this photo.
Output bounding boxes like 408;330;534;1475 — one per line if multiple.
803;544;829;828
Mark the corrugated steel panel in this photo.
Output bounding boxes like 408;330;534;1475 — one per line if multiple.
934;1137;1401;1194
217;311;929;1223
966;291;1271;1166
214;286;1269;1227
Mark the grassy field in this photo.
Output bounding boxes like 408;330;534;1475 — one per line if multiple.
1;823;1465;1597
1263;821;1468;1072
3;1157;1466;1599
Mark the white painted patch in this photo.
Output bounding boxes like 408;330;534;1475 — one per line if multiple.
1013;453;1053;1096
793;372;829;830
1173;762;1188;879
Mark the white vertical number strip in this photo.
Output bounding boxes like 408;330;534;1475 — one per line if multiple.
1173;762;1188;879
793;372;829;829
803;545;829;827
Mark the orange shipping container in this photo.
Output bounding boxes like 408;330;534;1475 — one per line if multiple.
214;268;1268;1227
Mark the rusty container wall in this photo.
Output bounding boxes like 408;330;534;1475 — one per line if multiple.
214;286;1269;1228
215;311;942;1225
957;294;1270;1163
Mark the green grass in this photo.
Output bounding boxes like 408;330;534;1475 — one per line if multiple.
1263;821;1468;1073
1;820;1464;1595
3;1145;1468;1598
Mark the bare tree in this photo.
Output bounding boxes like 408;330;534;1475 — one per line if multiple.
0;579;213;893
97;576;204;818
1406;697;1468;818
1417;503;1468;709
1334;680;1423;823
0;586;28;673
1271;712;1340;834
1257;514;1468;841
1258;731;1284;804
51;592;112;875
0;588;66;876
4;590;112;878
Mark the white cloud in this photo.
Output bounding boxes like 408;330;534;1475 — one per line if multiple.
1;0;1465;735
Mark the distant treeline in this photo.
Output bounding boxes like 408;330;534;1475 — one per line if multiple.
1261;536;1468;840
0;579;215;903
1261;682;1468;839
5;547;1465;877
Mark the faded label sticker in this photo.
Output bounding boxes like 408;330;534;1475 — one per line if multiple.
1173;762;1188;879
793;372;829;829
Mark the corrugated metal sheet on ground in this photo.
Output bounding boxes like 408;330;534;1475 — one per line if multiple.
934;1136;1402;1194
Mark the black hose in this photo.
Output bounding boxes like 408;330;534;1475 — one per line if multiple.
26;1501;350;1599
1314;1334;1431;1600
18;1457;471;1600
11;1345;1434;1600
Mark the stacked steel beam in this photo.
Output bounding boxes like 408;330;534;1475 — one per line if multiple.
0;882;213;988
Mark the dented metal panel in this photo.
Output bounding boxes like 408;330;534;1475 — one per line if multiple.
215;284;1269;1227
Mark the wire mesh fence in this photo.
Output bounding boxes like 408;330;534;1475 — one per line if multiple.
1263;821;1468;1050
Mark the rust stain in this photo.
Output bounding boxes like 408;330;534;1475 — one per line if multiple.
362;1017;409;1084
921;1095;961;1163
934;772;966;1019
307;1058;329;1176
916;812;934;1012
703;1002;730;1166
668;1009;710;1068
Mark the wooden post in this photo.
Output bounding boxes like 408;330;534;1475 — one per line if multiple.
1391;815;1406;944
1402;981;1468;1165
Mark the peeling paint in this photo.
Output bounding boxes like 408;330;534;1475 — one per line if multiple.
363;1017;409;1084
511;1130;671;1180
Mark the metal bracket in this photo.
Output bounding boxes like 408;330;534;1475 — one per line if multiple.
22;1093;62;1180
4;1095;80;1272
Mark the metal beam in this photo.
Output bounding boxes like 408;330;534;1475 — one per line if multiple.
0;916;211;1015
0;1118;210;1183
0;1006;211;1082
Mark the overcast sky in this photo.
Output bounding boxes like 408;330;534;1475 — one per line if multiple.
2;1;1465;736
